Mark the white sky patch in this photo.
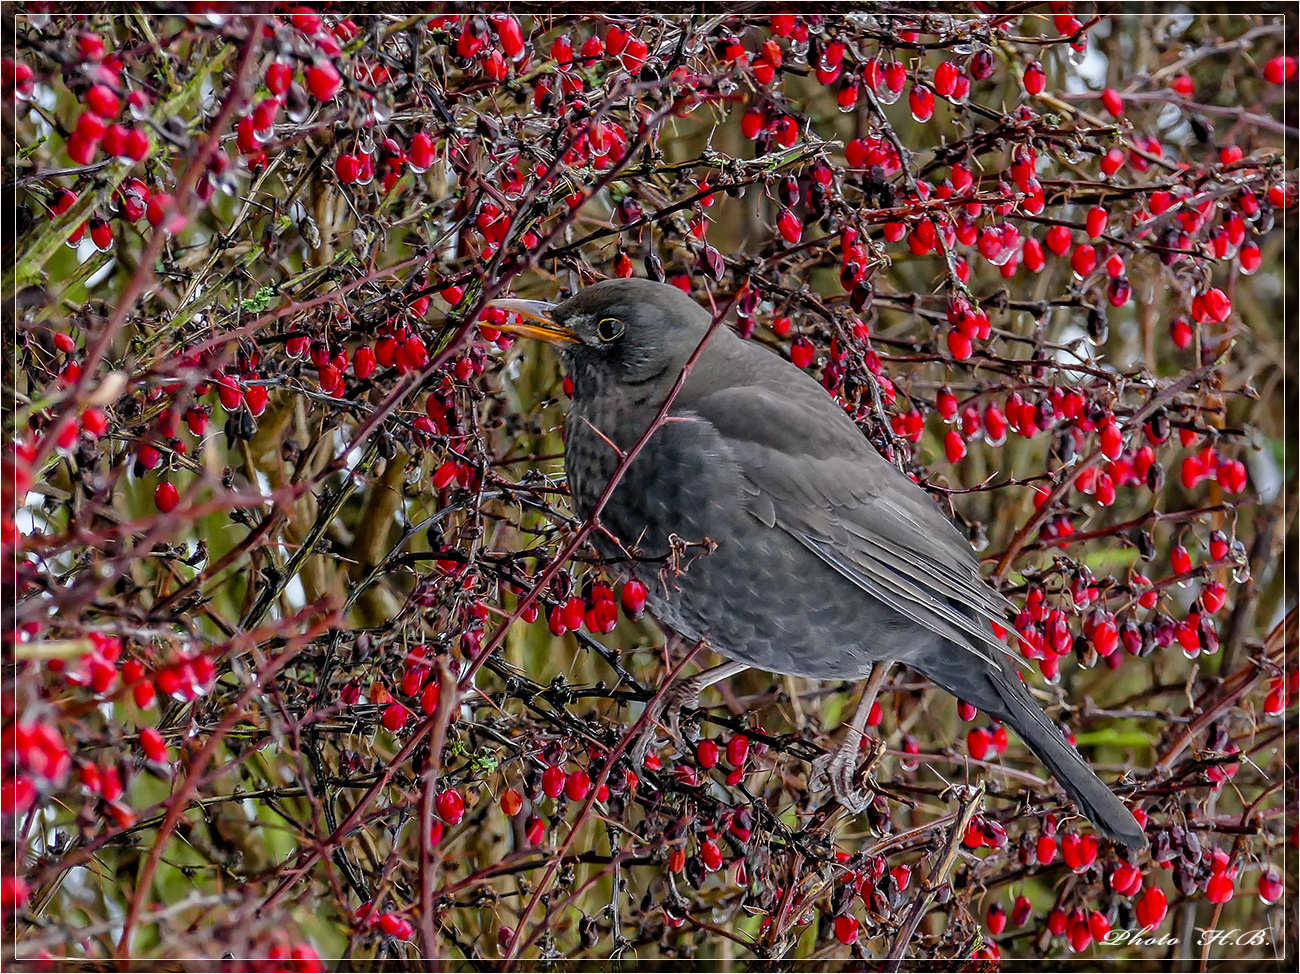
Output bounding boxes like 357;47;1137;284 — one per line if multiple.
284;574;306;610
30;84;56;137
1064;36;1108;92
1248;446;1283;504
17;498;48;534
200;74;216;113
85;258;116;289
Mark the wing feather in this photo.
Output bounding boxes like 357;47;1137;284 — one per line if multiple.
684;371;1019;666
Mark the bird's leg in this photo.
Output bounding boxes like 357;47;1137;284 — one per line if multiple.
812;663;891;813
633;660;749;765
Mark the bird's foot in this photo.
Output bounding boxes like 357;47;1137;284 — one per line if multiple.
811;734;874;813
630;676;704;768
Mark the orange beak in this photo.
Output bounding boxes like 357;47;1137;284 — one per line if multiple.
488;298;578;346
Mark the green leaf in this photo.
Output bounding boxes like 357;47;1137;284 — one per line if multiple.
18;135;47;159
240;286;279;313
470;749;500;775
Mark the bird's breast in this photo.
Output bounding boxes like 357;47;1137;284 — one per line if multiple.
563;398;728;554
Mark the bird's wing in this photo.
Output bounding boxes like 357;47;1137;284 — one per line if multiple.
684;368;1017;665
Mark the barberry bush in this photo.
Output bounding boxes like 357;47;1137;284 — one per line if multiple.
4;5;1296;969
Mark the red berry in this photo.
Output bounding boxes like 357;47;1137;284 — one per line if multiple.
409;132;437;171
305;61;342;101
936;386;958;420
265;61;293;94
933;60;959;98
834;913;859;945
1024;61;1046;94
523;814;546;847
501;787;523;816
493;15;525;58
1239;242;1262;275
76;111;108;142
1100;146;1125;176
944;430;966;463
1201;581;1227;613
1100;421;1123;459
1023;236;1046;272
381;702;409;732
1135;886;1167;928
562;596;585;632
620;579;648;618
987;902;1007;934
1071;243;1097;276
1201;287;1232;322
352;345;377;379
50;187;79;217
1258;866;1283;904
777;208;802;244
908;83;935;121
695;739;719;769
1101;87;1123;117
564;769;592;802
1011;895;1031;927
700;839;723;871
336;153;360;184
89;218;114;251
790;337;815;368
154;481;179;513
243;384;268;416
542;765;565;798
1111;860;1143;896
133;680;157;709
482;49;509;81
1264;56;1297;85
1047;907;1067;936
1085;205;1108;238
86;83;119;118
1206;871;1235;903
726;734;749;767
1045;224;1073;255
139;727;168;763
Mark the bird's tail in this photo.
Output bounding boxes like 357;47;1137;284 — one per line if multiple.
920;653;1148;849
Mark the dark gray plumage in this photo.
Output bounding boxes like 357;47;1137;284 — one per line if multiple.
499;278;1146;849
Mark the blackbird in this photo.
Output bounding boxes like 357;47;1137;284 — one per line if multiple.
494;278;1146;849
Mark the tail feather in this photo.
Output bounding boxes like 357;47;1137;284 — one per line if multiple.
918;654;1148;849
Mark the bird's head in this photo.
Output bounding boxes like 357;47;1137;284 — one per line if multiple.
491;279;715;391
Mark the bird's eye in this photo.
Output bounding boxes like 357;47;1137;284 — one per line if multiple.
596;317;626;342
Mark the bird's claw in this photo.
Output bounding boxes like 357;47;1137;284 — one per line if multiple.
811;736;874;813
631;677;703;768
